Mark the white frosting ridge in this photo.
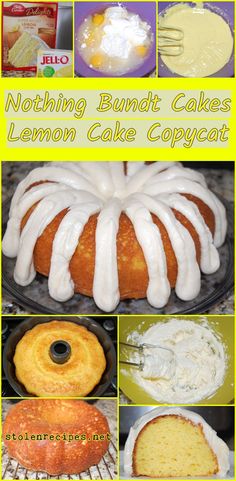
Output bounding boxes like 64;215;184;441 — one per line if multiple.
124;406;230;476
132;193;201;301
142;177;226;247
161;193;220;274
93;198;122;312
79;162;116;198
126;161;144;178
2;162;227;312
125;161;176;195
13;190;96;286
125;198;170;308
49;201;101;302
2;183;68;258
146;164;207;187
9;166;102;210
109;162;126;198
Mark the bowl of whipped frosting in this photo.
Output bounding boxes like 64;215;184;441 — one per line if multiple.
74;2;156;77
119;316;234;404
158;2;234;78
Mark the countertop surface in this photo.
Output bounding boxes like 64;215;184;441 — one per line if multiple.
2;162;234;315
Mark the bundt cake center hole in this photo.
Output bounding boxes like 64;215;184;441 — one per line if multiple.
54;342;67;354
49;340;71;364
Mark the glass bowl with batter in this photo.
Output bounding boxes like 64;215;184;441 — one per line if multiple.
74;2;156;77
158;1;234;78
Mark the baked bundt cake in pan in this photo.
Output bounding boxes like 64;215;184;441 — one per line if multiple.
2;161;227;312
124;407;229;477
13;320;106;397
3;399;110;475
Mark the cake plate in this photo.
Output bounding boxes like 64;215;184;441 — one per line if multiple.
119;451;235;480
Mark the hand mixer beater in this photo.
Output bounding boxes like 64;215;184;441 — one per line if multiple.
120;341;176;380
158;26;184;56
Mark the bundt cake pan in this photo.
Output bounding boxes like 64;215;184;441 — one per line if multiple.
3;316;116;397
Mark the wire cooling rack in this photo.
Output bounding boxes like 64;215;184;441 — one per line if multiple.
2;439;117;480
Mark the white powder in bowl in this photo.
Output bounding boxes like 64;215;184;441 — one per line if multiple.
77;6;153;75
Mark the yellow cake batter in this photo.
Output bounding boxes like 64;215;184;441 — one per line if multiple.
160;4;233;77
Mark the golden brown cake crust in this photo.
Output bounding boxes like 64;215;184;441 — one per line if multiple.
3;400;110;475
13;321;106;397
21;191;215;302
132;414;218;477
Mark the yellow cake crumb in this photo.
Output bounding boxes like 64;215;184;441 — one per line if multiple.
133;416;218;477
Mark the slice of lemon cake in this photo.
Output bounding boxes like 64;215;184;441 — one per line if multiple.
124;407;229;478
8;31;44;67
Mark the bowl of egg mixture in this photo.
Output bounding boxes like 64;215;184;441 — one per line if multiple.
74;2;156;77
158;2;234;78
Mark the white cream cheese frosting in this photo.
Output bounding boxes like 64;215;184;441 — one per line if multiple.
2;162;227;312
160;4;233;77
125;319;226;403
141;349;176;380
124;407;230;476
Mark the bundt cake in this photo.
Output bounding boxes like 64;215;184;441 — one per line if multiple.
2;161;227;312
13;320;106;397
3;399;110;475
124;407;229;477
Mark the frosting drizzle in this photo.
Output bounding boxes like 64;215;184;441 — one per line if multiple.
2;161;227;311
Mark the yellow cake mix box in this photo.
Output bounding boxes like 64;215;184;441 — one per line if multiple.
2;2;58;73
37;49;73;77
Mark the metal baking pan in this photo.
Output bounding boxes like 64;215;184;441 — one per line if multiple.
56;2;73;50
3;316;116;397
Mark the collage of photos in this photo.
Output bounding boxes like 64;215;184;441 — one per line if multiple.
1;1;235;78
1;160;235;480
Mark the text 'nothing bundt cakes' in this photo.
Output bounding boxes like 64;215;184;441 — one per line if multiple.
124;407;230;478
3;400;110;475
2;161;227;312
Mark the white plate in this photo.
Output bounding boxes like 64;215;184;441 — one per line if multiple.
119;451;234;480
